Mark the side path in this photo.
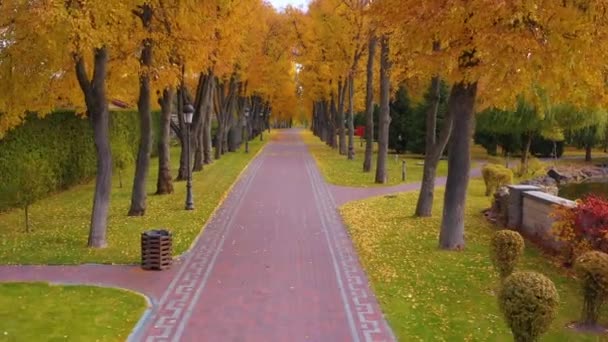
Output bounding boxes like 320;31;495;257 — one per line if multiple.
331;167;483;206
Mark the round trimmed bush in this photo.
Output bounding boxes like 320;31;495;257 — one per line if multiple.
499;272;560;342
490;230;525;279
575;251;608;327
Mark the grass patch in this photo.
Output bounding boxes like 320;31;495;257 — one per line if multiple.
340;180;607;341
0;282;146;341
563;146;608;158
0;139;267;265
301;131;448;187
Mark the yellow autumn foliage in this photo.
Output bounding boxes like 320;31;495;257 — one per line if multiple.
0;0;299;138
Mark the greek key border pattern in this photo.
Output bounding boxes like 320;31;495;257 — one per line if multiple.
140;157;264;342
306;157;395;342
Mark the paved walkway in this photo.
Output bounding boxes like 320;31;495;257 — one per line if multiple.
136;131;394;341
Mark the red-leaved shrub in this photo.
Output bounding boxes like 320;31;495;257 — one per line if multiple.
552;195;608;265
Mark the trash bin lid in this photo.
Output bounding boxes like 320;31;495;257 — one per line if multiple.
143;229;171;237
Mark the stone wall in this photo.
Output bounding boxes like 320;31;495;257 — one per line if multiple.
521;191;575;251
504;185;576;252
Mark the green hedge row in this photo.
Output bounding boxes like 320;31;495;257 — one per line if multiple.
0;110;160;211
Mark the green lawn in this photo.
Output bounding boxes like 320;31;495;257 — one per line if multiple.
301;131;448;187
340;180;607;341
0;138;267;264
473;144;608;168
0;282;146;341
563;146;608;158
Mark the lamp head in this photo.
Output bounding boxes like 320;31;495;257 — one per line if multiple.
183;104;195;124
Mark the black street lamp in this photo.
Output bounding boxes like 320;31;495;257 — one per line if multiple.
243;107;250;153
259;110;264;141
183;103;195;211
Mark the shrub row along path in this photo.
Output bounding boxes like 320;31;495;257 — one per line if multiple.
0;130;479;341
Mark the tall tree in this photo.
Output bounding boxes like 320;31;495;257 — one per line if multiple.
297;0;368;158
363;34;377;172
0;0;139;247
415;76;453;217
414;40;454;217
374;0;607;249
129;3;154;216
438;81;477;249
338;77;347;154
375;35;391;184
156;88;174;195
343;0;368;161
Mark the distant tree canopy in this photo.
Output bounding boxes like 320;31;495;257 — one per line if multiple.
353;82;449;155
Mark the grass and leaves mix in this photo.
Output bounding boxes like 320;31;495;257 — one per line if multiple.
301;131;448;187
341;180;608;341
0;282;146;341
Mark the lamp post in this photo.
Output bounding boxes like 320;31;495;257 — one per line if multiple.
243;107;250;153
183;103;195;211
260;111;264;141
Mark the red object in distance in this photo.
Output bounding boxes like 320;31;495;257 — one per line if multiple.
354;126;365;137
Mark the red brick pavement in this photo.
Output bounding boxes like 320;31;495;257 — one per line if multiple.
137;130;395;341
0;263;177;302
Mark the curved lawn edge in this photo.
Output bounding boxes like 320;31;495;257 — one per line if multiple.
0;282;148;341
124;286;154;342
43;281;155;342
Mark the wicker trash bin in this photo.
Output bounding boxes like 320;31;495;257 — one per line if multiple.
141;229;173;271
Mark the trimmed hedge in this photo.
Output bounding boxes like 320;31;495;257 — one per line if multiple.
490;230;525;279
575;251;608;326
499;271;560;342
482;163;514;196
0;110;160;211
